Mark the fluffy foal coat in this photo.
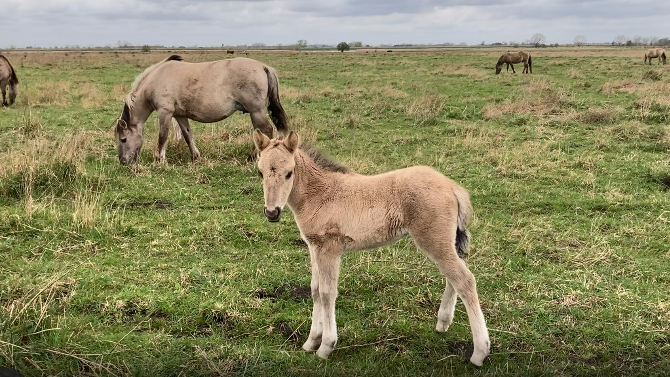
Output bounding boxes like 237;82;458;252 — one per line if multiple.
253;130;490;366
0;54;19;106
115;55;287;164
495;51;532;74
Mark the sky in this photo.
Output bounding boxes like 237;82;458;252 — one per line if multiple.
2;0;669;48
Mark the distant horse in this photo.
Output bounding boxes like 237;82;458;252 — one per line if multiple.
495;51;532;74
644;48;666;65
226;50;235;54
0;54;19;106
115;55;288;165
253;130;491;366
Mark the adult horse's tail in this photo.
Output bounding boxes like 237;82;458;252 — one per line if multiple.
452;186;473;258
528;54;532;74
263;66;288;135
1;55;19;105
662;52;667;65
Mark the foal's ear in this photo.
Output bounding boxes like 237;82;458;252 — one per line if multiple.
282;131;300;153
253;129;271;151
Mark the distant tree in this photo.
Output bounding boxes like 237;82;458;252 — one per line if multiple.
641;36;651;46
141;45;151;53
626;40;633;47
633;36;643;45
480;41;486;46
573;35;587;47
530;33;546;47
350;41;362;47
658;38;670;46
614;35;627;46
649;36;659;46
337;42;350;53
296;39;308;50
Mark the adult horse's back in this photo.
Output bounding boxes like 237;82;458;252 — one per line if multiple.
0;54;19;106
115;55;288;165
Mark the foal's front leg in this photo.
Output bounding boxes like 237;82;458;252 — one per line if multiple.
303;245;323;351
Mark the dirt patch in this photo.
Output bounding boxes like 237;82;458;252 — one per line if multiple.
274;321;303;342
119;199;173;210
255;284;311;301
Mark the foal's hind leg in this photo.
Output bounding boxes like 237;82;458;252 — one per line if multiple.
175;117;201;161
410;225;490;366
1;85;7;107
436;280;458;332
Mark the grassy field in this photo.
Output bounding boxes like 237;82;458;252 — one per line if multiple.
1;47;669;376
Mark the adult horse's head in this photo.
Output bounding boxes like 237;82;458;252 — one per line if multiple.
115;102;143;165
253;129;300;222
495;63;503;75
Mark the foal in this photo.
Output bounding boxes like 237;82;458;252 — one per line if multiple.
254;130;490;366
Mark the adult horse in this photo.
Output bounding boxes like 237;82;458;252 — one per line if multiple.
115;55;288;165
0;54;19;106
644;48;666;65
253;130;490;366
495;51;532;74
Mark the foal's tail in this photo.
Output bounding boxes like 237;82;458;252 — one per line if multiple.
1;54;19;104
662;52;667;65
263;66;288;136
452;186;473;258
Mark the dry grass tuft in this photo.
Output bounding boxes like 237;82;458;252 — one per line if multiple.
79;82;104;109
24;81;73;106
601;79;639;94
405;94;446;125
72;186;102;228
566;68;583;79
572;106;622;124
483;80;574;119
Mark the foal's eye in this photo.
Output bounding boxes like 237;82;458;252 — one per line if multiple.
120;138;127;143
286;171;293;179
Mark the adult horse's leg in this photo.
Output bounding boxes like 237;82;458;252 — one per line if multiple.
510;63;516;73
249;111;274;139
411;225;490;366
303;244;324;352
175;117;201;161
155;109;173;163
1;84;6;107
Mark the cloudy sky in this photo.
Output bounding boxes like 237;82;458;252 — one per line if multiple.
2;0;669;48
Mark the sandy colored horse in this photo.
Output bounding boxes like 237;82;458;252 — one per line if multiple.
644;48;666;65
115;55;287;165
495;51;532;74
253;130;490;366
0;54;19;106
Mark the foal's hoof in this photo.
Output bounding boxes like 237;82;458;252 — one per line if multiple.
302;339;320;352
316;346;333;360
467;346;489;367
191;151;201;162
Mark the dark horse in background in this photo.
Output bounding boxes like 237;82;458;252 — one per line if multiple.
495;51;532;74
0;54;19;106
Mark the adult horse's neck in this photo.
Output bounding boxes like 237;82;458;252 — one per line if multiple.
287;149;340;216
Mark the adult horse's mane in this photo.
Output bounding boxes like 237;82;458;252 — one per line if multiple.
300;144;352;174
126;55;183;108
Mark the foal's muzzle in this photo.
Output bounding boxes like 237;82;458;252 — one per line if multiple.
264;206;282;222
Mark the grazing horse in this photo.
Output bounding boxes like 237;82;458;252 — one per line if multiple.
115;55;287;165
644;48;666;65
0;54;19;106
253;130;491;366
495;51;532;74
226;50;235;54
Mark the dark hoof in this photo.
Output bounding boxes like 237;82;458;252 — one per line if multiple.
463;345;475;363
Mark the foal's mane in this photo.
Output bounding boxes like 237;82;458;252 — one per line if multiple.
300;144;352;174
126;55;183;108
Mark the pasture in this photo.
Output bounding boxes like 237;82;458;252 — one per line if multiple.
1;47;669;376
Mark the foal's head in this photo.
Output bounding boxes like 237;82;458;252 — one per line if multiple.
115;103;143;165
253;130;300;222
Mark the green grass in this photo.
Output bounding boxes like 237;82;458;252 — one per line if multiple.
1;47;669;376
